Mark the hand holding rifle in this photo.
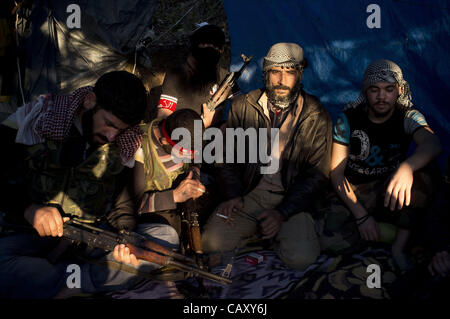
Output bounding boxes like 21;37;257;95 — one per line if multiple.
201;53;253;128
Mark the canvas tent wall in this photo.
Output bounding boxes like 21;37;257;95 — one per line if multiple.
20;0;157;101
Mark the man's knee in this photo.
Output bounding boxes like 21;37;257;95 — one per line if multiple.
202;210;256;253
0;232;57;257
136;223;180;250
410;164;441;208
202;226;235;253
276;212;320;270
278;246;320;270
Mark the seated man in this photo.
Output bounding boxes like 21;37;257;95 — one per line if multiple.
329;59;441;269
389;157;449;298
132;109;206;252
0;71;179;298
201;43;333;270
154;25;236;223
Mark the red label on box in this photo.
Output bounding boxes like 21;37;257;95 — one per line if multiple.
244;253;265;265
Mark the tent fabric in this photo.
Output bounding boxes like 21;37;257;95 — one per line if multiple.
23;0;157;100
223;0;450;160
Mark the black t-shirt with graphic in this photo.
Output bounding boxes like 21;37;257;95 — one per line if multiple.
333;104;428;184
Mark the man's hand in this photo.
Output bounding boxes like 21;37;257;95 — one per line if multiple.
202;103;216;128
428;251;450;277
202;85;232;128
216;197;244;226
357;216;380;241
210;84;233;108
384;161;414;211
173;170;206;203
258;210;285;239
113;244;141;267
24;204;70;237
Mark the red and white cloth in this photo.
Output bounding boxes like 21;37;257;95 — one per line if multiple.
157;94;178;112
7;86;143;167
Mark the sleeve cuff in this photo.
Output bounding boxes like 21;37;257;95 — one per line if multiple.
153;190;177;212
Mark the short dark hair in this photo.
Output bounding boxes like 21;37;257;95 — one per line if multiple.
161;109;204;149
93;71;147;125
190;24;225;50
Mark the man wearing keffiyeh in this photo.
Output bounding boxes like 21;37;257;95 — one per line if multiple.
0;71;179;298
328;59;442;270
202;43;333;271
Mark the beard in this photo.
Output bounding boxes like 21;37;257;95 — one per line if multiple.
265;79;302;110
368;101;396;119
81;108;107;146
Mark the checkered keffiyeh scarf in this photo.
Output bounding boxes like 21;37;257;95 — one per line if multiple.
263;42;304;72
31;86;143;165
346;59;413;109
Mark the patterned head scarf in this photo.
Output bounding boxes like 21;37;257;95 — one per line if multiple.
34;87;143;165
346;59;413;109
263;43;304;72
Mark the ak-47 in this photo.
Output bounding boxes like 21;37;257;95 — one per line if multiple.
62;219;231;285
181;166;204;267
205;53;253;111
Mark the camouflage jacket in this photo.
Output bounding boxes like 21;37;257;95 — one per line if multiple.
25;138;124;223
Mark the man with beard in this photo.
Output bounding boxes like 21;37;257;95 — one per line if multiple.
156;24;234;128
201;43;333;270
0;71;179;298
329;60;441;269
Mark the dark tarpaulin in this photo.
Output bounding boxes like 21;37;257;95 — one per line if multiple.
23;0;157;100
224;0;450;163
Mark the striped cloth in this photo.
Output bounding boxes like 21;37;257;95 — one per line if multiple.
138;124;186;214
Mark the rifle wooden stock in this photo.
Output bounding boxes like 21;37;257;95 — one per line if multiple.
126;244;169;266
190;224;203;254
184;166;203;255
141;239;194;264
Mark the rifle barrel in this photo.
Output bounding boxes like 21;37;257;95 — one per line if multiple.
168;259;232;285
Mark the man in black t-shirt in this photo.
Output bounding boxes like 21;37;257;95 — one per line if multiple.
327;60;441;269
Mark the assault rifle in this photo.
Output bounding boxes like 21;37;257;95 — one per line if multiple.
181;166;204;268
62;220;231;285
0;216;231;285
205;53;253;111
